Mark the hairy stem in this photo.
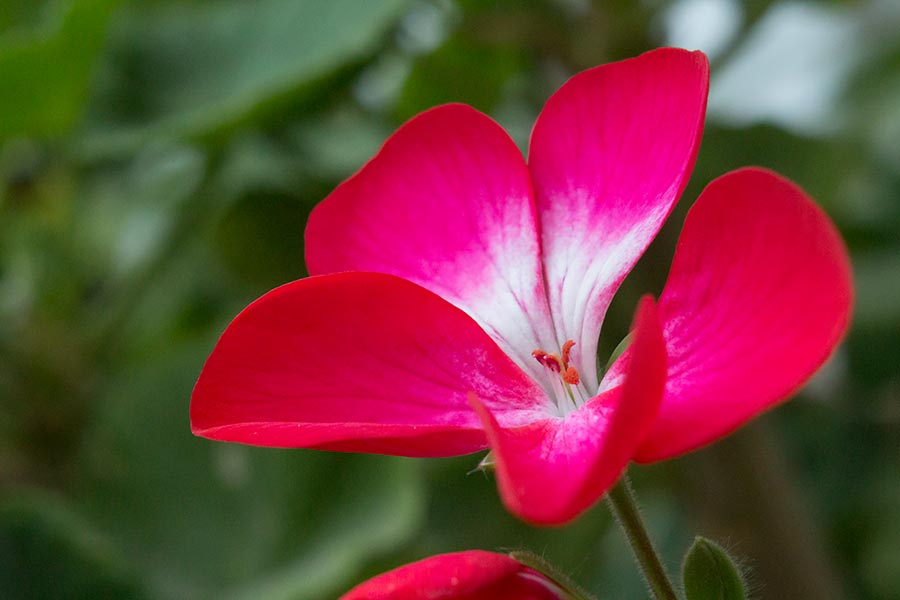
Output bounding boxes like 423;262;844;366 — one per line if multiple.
606;475;679;600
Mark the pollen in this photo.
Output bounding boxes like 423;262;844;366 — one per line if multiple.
562;366;580;385
561;339;575;368
531;349;562;372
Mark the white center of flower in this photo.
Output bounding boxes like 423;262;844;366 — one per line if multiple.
531;339;589;416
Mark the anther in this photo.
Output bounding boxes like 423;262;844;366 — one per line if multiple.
562;366;580;385
561;340;575;368
531;349;562;372
533;341;584;413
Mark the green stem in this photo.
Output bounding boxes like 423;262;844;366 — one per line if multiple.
606;475;679;600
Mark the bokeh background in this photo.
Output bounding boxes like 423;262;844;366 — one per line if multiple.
2;0;899;598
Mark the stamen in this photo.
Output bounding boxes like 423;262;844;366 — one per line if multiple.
561;339;575;368
531;349;562;373
532;340;584;414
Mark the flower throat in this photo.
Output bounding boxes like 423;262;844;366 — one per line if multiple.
532;339;587;415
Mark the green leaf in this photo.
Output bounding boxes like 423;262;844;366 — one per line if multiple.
682;537;748;600
395;34;525;121
605;332;633;370
76;143;206;281
0;491;146;599
0;0;52;32
0;0;119;138
79;0;410;156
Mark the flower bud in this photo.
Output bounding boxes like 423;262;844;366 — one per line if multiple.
340;550;573;599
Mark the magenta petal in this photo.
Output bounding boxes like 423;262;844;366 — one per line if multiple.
472;297;667;525
529;47;709;391
305;104;557;380
633;168;853;462
340;551;566;600
191;272;547;457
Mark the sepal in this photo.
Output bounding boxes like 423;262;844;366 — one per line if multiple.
682;537;748;600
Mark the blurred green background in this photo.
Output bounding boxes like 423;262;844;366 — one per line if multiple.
1;0;899;598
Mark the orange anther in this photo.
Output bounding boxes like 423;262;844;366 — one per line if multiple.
562;366;580;385
561;340;575;368
532;349;562;372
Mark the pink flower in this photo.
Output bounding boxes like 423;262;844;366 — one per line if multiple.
191;48;852;525
339;551;570;600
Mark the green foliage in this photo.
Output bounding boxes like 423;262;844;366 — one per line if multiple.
682;537;747;600
0;0;119;138
395;34;525;120
79;0;411;156
0;493;145;599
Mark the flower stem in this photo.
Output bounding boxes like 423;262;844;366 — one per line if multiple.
605;475;679;600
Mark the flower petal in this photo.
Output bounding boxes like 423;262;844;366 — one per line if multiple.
529;47;709;391
191;272;547;457
629;168;853;462
340;551;566;600
305;104;557;381
472;297;666;525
